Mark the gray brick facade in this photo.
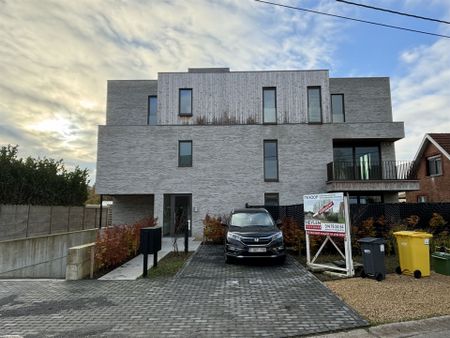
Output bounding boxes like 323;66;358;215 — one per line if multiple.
96;68;410;236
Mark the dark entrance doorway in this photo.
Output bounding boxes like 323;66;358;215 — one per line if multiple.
163;194;192;236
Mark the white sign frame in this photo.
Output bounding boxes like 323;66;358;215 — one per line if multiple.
303;193;354;277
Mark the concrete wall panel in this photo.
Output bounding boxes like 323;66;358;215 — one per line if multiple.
0;229;97;278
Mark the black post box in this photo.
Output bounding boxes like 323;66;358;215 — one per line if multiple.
140;226;162;277
140;226;162;254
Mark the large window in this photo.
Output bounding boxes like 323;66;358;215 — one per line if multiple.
333;144;381;180
148;96;157;125
179;89;192;116
307;86;322;123
264;140;278;182
331;94;345;122
263;87;277;124
264;193;279;206
178;141;192;167
427;155;442;176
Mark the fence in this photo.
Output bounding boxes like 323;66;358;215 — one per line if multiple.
0;204;111;241
247;202;450;235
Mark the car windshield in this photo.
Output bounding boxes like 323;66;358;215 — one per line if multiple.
230;212;274;227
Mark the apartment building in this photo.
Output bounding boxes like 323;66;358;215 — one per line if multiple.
96;68;419;237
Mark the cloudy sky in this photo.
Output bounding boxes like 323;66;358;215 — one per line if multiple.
1;0;449;184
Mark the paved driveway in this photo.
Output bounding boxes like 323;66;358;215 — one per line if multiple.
0;245;367;337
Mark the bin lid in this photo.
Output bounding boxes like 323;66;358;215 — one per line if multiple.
432;252;450;259
358;237;386;244
393;231;432;238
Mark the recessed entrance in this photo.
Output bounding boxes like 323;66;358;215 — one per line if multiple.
163;194;192;236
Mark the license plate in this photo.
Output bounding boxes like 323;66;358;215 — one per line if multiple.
249;247;266;253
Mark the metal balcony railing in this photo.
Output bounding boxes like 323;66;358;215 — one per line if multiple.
327;161;417;181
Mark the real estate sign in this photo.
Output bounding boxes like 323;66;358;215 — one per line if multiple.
303;192;354;277
303;192;346;237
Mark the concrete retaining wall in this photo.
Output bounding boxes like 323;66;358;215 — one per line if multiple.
0;229;97;278
0;205;109;241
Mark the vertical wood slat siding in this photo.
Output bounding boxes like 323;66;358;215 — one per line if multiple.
157;70;331;125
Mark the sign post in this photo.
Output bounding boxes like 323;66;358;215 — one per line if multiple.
303;192;354;277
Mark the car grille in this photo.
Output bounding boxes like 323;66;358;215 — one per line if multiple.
240;236;272;245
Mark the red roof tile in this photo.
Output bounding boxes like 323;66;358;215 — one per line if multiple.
429;133;450;156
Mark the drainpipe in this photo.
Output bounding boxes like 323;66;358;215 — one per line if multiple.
99;195;103;229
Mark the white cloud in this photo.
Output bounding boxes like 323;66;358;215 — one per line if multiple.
393;38;450;160
0;0;346;182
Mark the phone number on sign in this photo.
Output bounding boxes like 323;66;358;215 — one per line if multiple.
322;223;346;233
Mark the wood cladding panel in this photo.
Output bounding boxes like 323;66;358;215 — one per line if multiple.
157;71;331;125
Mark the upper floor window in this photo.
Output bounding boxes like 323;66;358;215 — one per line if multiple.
264;193;279;206
179;89;192;116
427;155;442;176
264;140;278;182
263;87;277;124
307;87;322;123
148;96;157;125
178;141;192;167
331;94;345;122
308;87;322;123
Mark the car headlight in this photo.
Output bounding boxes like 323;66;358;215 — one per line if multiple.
227;232;241;241
272;232;283;241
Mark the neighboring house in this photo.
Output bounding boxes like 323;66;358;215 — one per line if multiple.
406;133;450;203
96;68;419;237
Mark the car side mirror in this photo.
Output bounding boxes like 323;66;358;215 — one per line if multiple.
221;222;228;227
276;219;282;226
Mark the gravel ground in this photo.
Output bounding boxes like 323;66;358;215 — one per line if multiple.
325;272;450;324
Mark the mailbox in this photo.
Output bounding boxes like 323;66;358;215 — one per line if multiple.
140;226;162;255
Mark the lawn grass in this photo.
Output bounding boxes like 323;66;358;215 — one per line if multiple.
147;251;193;278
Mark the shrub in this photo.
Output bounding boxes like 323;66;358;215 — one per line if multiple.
429;213;449;251
351;217;376;252
203;214;226;244
279;217;324;254
406;215;420;228
280;217;304;252
95;217;157;270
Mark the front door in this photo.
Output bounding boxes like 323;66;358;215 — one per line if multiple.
173;195;191;236
163;194;192;236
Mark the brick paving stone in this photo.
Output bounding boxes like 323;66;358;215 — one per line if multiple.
0;244;367;337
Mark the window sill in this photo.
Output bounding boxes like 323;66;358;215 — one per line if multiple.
264;179;279;182
179;114;193;117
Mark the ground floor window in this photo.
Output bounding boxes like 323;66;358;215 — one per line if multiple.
264;193;279;206
417;195;427;203
349;194;383;205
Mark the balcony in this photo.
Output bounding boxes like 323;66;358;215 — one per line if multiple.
326;161;419;192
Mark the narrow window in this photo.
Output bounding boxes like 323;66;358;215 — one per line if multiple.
148;96;157;125
307;86;322;123
264;193;279;206
179;89;192;116
178;141;192;167
264;140;278;182
331;94;345;122
263;87;276;124
427;155;442;176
